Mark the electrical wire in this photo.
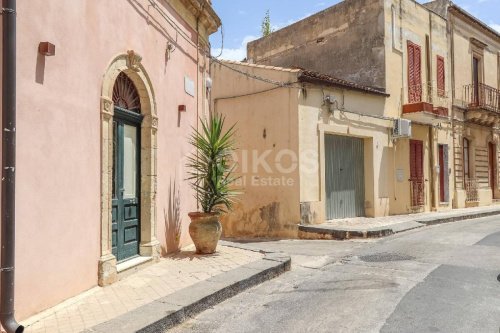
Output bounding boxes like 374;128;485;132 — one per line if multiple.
213;24;225;58
210;56;300;87
148;0;205;50
214;84;299;101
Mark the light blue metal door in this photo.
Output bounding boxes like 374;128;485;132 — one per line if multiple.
325;135;365;219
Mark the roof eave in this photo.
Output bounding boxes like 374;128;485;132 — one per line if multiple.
297;73;390;97
449;4;500;41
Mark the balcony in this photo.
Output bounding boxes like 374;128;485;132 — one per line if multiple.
463;83;500;126
402;84;449;125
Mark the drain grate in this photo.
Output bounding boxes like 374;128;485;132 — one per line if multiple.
359;253;415;262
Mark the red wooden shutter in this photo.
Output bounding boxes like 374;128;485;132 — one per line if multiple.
410;140;416;178
416;140;423;179
414;45;422;102
439;145;445;202
410;140;424;179
408;42;422;103
437;56;445;97
408;43;415;103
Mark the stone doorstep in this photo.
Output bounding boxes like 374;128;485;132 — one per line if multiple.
298;207;500;240
85;252;291;333
116;256;155;281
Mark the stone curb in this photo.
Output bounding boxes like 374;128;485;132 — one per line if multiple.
414;208;500;225
298;207;500;240
85;249;291;333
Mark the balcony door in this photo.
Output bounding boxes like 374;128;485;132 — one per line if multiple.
472;56;480;105
408;41;422;103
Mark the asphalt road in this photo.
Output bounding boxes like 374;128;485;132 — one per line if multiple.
170;216;500;333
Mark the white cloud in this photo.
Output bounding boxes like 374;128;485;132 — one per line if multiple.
211;35;258;61
490;23;500;33
315;2;326;6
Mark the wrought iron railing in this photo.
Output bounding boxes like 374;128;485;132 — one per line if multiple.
464;83;500;113
408;84;424;104
410;178;425;208
465;178;479;202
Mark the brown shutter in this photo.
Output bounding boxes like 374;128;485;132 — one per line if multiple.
410;139;416;179
410;139;424;180
416;140;423;179
437;56;445;97
408;42;422;103
414;44;422;102
408;42;415;103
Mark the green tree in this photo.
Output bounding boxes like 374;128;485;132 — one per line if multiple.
261;10;273;37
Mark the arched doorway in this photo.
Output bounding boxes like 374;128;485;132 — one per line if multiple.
111;72;142;261
98;51;160;286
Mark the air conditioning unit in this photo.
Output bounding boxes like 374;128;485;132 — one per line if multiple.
393;119;412;138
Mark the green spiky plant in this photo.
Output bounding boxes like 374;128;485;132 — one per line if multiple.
186;114;240;214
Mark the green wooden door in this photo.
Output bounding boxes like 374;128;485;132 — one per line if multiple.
112;107;142;262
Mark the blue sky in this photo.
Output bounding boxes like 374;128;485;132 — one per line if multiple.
209;0;500;61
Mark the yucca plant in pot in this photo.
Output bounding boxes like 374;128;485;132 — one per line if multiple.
186;114;239;254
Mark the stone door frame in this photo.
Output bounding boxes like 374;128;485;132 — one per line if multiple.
98;51;160;286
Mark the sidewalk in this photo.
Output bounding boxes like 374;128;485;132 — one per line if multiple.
299;205;500;240
22;244;290;333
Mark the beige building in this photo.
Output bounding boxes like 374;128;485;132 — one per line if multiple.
212;0;461;237
211;60;390;237
425;0;500;208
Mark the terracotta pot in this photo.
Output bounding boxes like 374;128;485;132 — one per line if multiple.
188;212;222;254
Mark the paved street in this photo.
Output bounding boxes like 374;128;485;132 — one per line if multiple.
171;216;500;333
22;246;264;333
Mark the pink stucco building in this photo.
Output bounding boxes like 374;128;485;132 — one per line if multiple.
0;0;220;320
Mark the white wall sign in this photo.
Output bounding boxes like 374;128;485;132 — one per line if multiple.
396;169;405;182
184;76;195;97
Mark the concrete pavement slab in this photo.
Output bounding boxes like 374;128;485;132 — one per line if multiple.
86;249;290;333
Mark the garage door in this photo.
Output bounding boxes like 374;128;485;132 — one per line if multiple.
325;135;365;219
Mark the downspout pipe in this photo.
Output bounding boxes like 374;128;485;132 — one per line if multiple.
1;1;23;332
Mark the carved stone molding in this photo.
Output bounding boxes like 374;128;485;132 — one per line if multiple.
152;116;159;129
491;133;500;144
143;115;159;129
126;50;143;72
101;97;114;119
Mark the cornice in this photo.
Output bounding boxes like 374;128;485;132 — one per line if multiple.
179;0;221;35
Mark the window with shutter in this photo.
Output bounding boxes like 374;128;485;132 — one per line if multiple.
409;139;425;207
407;41;422;103
414;45;422;102
437;56;445;97
410;139;424;180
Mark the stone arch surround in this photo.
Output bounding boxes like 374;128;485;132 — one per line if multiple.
98;51;160;286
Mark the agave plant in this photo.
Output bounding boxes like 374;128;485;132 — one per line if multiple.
186;114;240;214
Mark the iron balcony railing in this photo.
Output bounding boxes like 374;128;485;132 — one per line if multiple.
465;178;479;203
409;178;425;209
464;83;500;113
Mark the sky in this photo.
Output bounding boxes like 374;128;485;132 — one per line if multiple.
209;0;500;61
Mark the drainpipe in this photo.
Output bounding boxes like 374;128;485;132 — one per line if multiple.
1;1;23;332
